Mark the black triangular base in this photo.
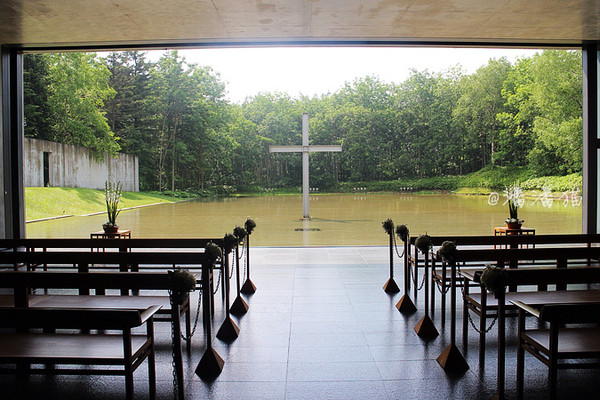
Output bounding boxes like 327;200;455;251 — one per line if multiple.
383;278;400;293
414;315;439;339
195;347;225;380
230;295;249;316
436;344;469;373
241;279;257;294
216;316;240;342
396;294;417;314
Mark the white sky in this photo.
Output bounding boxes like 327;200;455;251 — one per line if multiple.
147;47;542;104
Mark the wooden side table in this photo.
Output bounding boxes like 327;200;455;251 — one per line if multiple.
90;229;133;292
90;229;131;239
494;226;535;236
90;229;132;255
494;226;535;250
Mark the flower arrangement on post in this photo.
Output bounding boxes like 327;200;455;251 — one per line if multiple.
505;184;524;229
382;218;394;236
103;181;122;234
480;264;507;298
168;268;197;305
415;234;432;255
396;224;409;243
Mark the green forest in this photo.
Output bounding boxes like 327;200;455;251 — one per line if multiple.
23;49;583;194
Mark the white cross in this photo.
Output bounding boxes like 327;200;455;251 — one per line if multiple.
269;113;342;219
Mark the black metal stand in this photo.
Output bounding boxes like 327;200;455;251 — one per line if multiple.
383;234;400;293
396;239;416;313
414;252;439;338
195;260;225;379
436;260;469;372
241;234;256;294
217;250;240;342
230;243;249;316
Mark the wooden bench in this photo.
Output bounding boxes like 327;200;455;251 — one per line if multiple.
0;237;226;293
469;266;600;399
405;234;600;324
0;238;230;339
0;305;161;400
0;250;217;399
512;301;600;400
458;247;600;363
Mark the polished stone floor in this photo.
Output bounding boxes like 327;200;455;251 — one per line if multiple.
3;246;600;399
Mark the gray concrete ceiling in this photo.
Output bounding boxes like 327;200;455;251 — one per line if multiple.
0;0;599;49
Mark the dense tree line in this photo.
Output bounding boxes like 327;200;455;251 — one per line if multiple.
23;49;582;191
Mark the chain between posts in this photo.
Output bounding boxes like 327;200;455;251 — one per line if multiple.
212;268;221;294
229;253;235;280
181;289;203;341
411;256;427;291
392;233;405;259
456;262;498;334
433;260;451;295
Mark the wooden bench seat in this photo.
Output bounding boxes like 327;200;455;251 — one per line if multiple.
26;293;174;311
513;301;600;399
0;306;160;400
522;327;600;357
0;333;151;365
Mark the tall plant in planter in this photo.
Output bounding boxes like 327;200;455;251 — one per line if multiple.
103;181;122;233
504;184;524;229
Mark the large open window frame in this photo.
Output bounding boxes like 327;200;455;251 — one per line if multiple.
2;42;599;238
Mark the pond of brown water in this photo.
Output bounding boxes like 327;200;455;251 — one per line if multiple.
26;193;582;246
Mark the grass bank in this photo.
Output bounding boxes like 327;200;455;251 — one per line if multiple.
26;187;182;221
335;167;582;194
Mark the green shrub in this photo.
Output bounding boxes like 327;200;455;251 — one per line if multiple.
520;173;582;192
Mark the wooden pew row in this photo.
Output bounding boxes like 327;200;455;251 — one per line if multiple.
0;238;231;336
457;246;600;363
469;266;600;399
0;251;217;399
0;306;160;400
405;234;600;324
0;237;226;288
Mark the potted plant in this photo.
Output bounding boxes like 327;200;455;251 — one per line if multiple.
505;184;524;229
103;181;122;234
505;198;524;229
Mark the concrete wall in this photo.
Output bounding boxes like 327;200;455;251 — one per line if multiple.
24;138;139;191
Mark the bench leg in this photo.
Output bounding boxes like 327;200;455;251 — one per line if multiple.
463;284;469;350
185;301;192;342
479;295;487;366
440;279;446;327
549;325;559;400
148;320;156;400
430;273;436;318
517;310;525;399
123;330;134;400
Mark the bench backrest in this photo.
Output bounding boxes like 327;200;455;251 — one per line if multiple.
472;266;600;287
0;238;224;251
0;270;196;291
408;234;600;248
0;250;213;267
455;246;599;266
